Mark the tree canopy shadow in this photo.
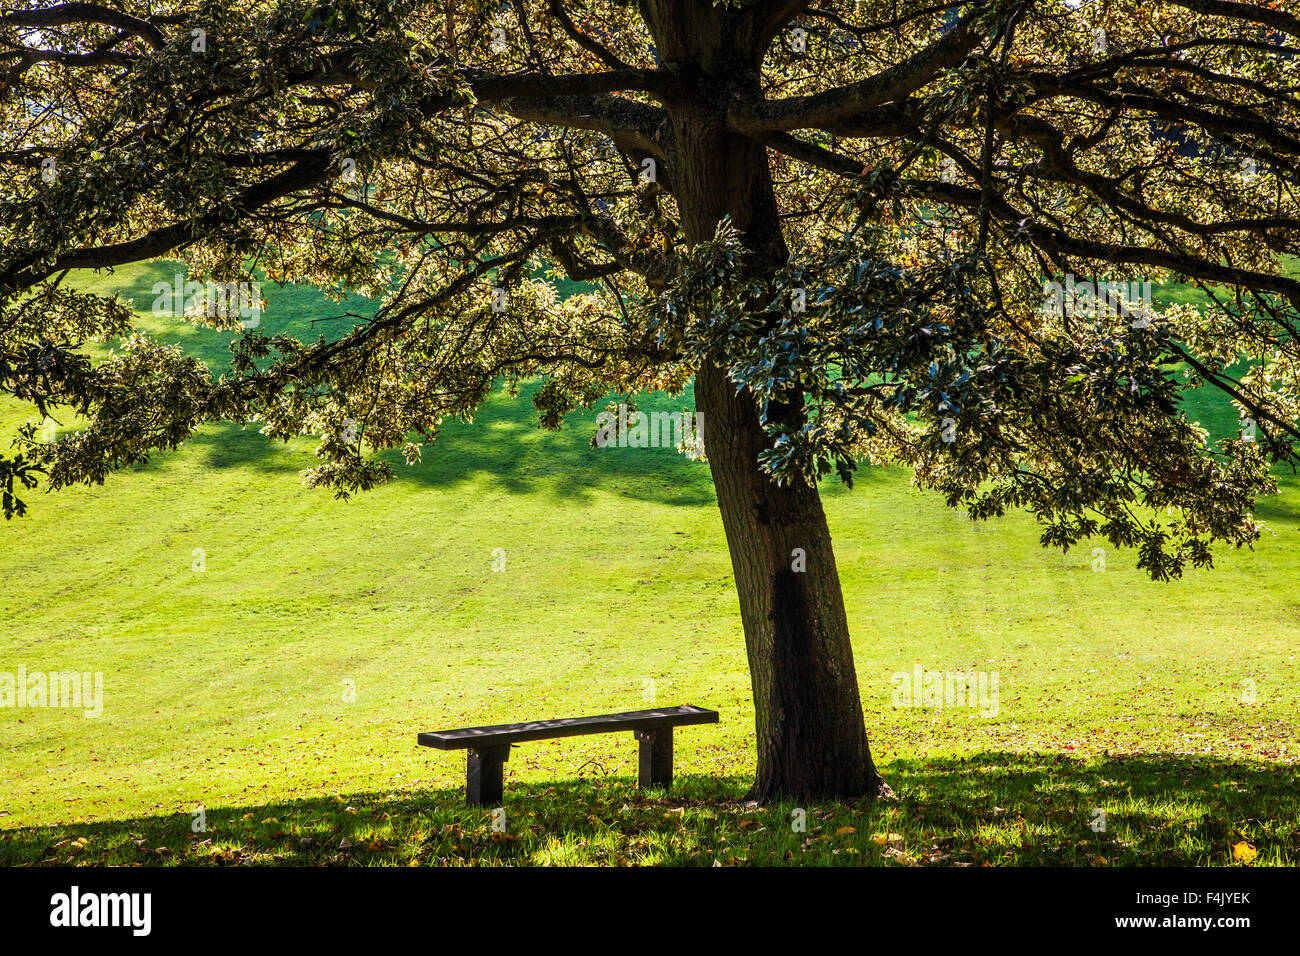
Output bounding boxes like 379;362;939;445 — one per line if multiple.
100;382;722;510
3;752;1294;867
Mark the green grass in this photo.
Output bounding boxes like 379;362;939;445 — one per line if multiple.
1;263;1297;866
5;755;1297;866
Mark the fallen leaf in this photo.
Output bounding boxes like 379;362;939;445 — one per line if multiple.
1231;841;1257;864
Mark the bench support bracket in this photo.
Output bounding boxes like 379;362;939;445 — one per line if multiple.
635;728;673;789
466;745;510;806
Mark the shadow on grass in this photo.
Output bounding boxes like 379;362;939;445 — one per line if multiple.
881;752;1300;866
3;752;1296;866
72;263;719;508
164;392;721;508
144;379;894;509
1247;489;1300;526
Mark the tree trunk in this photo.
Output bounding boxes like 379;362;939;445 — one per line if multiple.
695;361;886;802
664;77;886;801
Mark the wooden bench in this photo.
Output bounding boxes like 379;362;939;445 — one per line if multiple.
418;704;719;805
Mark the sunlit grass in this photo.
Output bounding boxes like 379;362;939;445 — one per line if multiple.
1;262;1296;866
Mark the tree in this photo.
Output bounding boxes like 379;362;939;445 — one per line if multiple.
3;0;1300;801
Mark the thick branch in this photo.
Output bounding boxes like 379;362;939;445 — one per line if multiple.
0;3;168;50
728;14;979;134
1166;0;1300;40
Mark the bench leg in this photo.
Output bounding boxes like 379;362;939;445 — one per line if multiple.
636;729;673;789
466;745;510;806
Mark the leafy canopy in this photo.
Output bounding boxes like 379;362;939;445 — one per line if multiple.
3;0;1300;579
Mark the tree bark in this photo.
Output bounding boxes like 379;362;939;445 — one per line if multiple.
663;63;886;801
694;361;886;803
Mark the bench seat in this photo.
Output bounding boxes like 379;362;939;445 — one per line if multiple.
418;704;719;805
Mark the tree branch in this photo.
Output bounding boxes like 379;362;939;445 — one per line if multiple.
0;3;168;50
728;13;980;134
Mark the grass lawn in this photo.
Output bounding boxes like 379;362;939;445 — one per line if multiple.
0;263;1297;866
